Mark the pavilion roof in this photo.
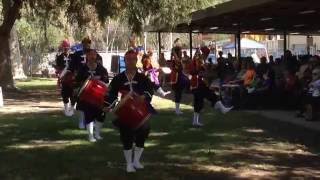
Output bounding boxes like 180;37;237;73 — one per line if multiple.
147;0;320;35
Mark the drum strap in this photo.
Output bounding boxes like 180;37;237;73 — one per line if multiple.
125;72;137;92
106;99;118;109
63;55;70;62
88;70;96;77
124;81;137;92
59;54;70;78
144;91;152;98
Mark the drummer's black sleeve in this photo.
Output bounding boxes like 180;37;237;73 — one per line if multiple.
55;54;64;70
101;67;109;84
68;53;82;73
97;53;103;65
142;76;154;102
74;67;87;89
67;54;75;73
105;75;119;108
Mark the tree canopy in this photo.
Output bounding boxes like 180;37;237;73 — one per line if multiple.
0;0;229;89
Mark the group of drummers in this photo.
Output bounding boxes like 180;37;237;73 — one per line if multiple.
55;36;232;173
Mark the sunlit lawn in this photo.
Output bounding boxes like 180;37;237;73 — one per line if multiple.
0;78;320;179
15;77;57;90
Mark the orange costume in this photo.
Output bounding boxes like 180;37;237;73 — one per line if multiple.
243;69;256;87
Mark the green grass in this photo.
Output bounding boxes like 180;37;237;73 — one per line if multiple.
1;79;320;179
15;77;57;90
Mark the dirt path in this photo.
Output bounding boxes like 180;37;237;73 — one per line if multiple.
0;89;62;114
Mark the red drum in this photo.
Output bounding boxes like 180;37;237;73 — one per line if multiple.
78;79;108;109
113;93;151;129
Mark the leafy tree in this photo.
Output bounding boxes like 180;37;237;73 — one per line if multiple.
124;0;229;34
0;0;228;90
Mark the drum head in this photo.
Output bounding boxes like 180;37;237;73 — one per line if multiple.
113;93;151;129
112;93;132;113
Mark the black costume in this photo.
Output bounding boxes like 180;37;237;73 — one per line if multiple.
190;60;218;113
75;63;109;124
55;53;75;105
106;71;154;150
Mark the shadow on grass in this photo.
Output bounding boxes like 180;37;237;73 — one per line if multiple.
0;107;320;179
3;89;60;107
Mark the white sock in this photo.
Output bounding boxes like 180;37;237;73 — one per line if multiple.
78;111;85;129
193;112;202;126
94;121;103;140
193;112;199;124
214;101;221;110
175;103;183;114
133;147;144;169
86;122;96;142
64;103;68;112
157;87;170;97
124;149;136;173
214;101;233;114
68;103;74;116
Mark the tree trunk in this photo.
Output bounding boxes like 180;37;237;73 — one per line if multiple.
0;0;23;90
11;25;26;80
105;19;110;53
0;35;14;89
110;25;119;52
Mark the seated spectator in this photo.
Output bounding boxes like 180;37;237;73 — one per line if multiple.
282;69;299;109
204;57;218;85
296;57;313;117
256;56;270;79
217;51;224;64
269;55;275;66
304;67;320;121
273;58;284;89
224;53;236;82
229;58;247;84
237;59;257;109
283;50;299;74
243;59;256;88
247;71;274;108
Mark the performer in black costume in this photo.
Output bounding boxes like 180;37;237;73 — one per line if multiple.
190;51;232;126
105;50;154;173
55;39;75;116
69;37;103;72
69;37;103;129
75;48;109;142
170;46;189;115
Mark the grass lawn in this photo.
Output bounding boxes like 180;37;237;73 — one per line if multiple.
0;78;319;179
14;77;57;90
